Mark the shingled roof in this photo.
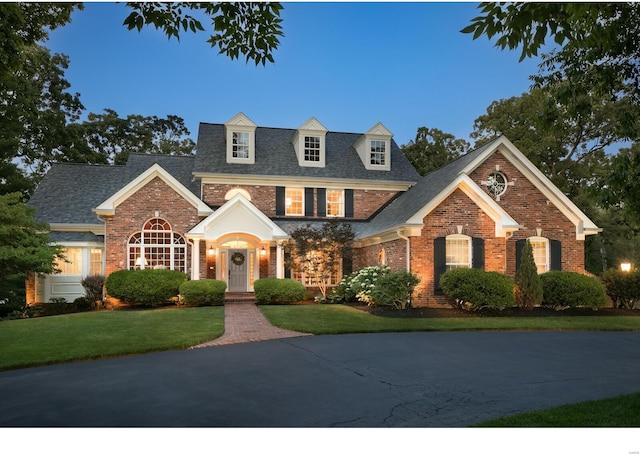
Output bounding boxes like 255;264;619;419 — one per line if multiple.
193;123;420;183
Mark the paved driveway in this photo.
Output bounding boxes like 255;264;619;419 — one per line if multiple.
1;331;640;427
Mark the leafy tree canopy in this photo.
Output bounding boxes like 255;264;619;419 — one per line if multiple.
401;127;470;176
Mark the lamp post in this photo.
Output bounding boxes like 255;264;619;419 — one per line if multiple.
621;261;632;272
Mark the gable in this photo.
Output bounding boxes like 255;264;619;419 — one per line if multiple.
94;163;212;217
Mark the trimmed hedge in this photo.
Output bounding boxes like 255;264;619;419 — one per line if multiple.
440;268;515;311
105;269;187;306
254;278;306;304
369;270;420;310
601;268;640;309
540;271;606;310
179;279;226;306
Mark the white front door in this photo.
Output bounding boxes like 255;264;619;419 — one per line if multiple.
228;249;248;292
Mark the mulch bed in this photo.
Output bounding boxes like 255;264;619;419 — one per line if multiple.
348;304;640;318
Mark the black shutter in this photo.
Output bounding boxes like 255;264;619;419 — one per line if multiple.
276;186;285;216
550;240;562;270
345;189;354;218
472;237;485;270
284;252;291;279
305;187;314;217
515;239;526;271
317;188;326;217
434;237;446;295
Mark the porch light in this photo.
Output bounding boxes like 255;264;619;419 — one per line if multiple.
261;247;266;256
208;246;215;256
621;262;632;272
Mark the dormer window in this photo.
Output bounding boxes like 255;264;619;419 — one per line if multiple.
354;122;392;171
293;118;327;168
225;113;256;164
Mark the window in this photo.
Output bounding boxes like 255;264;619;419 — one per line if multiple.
326;189;344;217
529;237;549;274
445;235;471;270
127;218;186;272
285;187;304;216
304;136;321;162
90;248;103;275
370;140;386;166
232;132;250;159
485;172;508;198
55;248;82;275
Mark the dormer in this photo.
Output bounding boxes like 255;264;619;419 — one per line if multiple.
291;117;328;168
354;122;393;171
225;112;257;164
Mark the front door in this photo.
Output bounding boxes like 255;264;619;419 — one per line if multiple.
228;249;248;292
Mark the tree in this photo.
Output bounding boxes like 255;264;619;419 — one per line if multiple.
515;240;543;310
0;193;64;303
285;220;354;299
401;127;470;176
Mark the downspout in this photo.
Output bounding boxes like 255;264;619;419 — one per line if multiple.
396;229;410;272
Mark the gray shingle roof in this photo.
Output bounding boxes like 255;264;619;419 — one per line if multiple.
193;123;420;183
28;154;198;224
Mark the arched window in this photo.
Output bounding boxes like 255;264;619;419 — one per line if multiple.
127;219;186;272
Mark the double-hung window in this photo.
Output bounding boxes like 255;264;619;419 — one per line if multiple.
529;237;549;274
370;140;387;166
232;132;250;159
55;248;83;275
285;187;304;216
326;189;344;217
304;136;321;162
445;234;472;270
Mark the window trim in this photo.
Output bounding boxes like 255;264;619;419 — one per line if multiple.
369;139;388;167
325;189;345;217
445;234;472;270
285;187;305;216
528;236;550;274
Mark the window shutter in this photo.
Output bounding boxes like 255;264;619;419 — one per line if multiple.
317;188;326;217
550;240;562;270
305;188;314;217
276;186;285;216
284;252;291;279
345;189;354;218
515;239;526;271
434;237;446;295
472;237;485;270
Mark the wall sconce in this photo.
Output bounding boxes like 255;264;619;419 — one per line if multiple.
135;257;148;268
208;246;215;256
261;247;266;256
621;262;632;272
154;209;159;218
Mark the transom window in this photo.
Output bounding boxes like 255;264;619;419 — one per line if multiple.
370;140;386;166
285;187;304;216
127;218;186;272
304;136;321;162
446;234;471;270
326;189;344;217
529;237;549;274
232;132;250;159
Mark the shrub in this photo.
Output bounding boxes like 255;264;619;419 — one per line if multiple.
440;268;515;311
515;240;543;310
179;280;226;306
369;270;420;310
254;278;306;304
105;269;187;306
540;271;606;310
330;265;390;304
81;274;105;308
73;296;93;311
601;268;640;309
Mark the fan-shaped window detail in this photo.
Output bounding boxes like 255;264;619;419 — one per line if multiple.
127;219;186;272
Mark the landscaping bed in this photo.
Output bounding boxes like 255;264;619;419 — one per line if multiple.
351;304;640;318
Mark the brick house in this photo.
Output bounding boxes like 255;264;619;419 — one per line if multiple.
26;113;600;307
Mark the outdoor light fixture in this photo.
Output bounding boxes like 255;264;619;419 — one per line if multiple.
208;246;215;256
621;262;632;272
261;247;266;256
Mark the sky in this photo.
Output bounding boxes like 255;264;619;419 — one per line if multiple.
46;2;545;148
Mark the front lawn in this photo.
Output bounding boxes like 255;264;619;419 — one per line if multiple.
259;304;640;334
0;306;224;370
474;392;640;427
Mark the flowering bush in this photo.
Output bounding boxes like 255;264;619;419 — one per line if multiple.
330;265;390;304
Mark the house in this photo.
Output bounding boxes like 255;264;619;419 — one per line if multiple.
26;113;600;307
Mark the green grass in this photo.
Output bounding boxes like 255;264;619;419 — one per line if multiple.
474;392;640;427
0;306;224;370
259;304;640;334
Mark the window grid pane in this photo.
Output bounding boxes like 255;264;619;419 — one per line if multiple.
56;248;83;275
370;140;386;166
232;132;250;159
446;238;470;271
530;240;548;274
285;187;304;216
304;136;320;162
127;219;186;272
90;248;103;275
326;189;344;217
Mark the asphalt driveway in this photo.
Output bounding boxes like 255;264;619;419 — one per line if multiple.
1;331;640;427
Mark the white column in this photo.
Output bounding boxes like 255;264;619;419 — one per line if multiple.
276;242;283;278
191;239;200;280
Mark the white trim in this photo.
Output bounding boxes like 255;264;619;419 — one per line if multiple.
528;236;550;274
49;224;105;235
353;122;393;171
292;117;328;168
93;163;213;217
285;186;305;217
225;112;256;165
445;234;472;269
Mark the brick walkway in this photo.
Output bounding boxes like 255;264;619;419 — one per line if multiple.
191;301;312;348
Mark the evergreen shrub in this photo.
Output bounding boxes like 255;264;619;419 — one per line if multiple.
254;278;306;304
601;268;640;309
440;268;515;311
515;240;543;310
540;271;606;310
179;279;226;306
105;269;187;306
369;269;420;310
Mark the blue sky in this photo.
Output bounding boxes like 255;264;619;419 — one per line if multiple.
46;2;543;147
